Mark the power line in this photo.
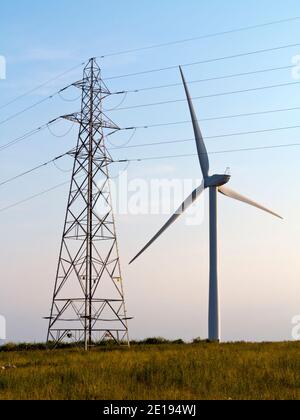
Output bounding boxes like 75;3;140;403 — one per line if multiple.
1;104;298;156
1;16;298;113
1;44;298;125
1;139;299;214
0;61;87;112
104;41;300;81
0;118;60;153
2;75;297;124
0;114;133;155
1;88;298;155
3;129;299;189
97;16;300;59
124;105;300;130
108;80;300;112
0;180;71;214
121;64;294;93
117;142;300;163
110;124;300;151
0;85;74;127
0;152;69;188
1;85;300;161
0;84;124;128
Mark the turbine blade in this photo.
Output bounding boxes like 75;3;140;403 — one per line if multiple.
129;184;204;264
218;186;283;219
180;66;210;179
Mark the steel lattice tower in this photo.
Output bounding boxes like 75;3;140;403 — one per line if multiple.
47;58;130;349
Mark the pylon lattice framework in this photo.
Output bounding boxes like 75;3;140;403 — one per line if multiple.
47;58;129;349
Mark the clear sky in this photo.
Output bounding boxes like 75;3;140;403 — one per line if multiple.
0;0;300;343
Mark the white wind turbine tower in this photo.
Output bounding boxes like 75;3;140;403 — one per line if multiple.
130;67;283;342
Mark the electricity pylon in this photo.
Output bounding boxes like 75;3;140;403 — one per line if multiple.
47;58;130;350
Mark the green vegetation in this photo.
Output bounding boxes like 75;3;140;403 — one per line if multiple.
0;341;299;400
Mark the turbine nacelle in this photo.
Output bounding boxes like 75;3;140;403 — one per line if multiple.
205;174;231;189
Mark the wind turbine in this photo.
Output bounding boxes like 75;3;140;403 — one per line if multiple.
130;67;283;342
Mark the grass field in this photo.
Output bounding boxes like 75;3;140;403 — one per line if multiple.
0;341;299;400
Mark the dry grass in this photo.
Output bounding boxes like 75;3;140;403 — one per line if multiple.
0;342;299;400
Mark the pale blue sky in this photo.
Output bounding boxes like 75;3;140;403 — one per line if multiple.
0;0;300;343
